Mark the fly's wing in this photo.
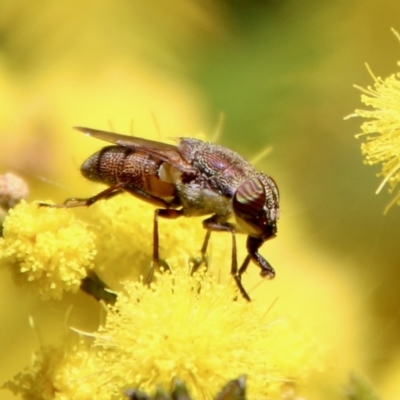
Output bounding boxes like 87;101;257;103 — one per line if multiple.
74;127;194;173
75;126;177;153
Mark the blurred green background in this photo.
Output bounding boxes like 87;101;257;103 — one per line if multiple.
1;0;400;398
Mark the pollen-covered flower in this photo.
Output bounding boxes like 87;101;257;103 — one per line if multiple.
353;62;400;211
88;194;234;289
0;200;96;300
5;269;325;400
3;338;104;400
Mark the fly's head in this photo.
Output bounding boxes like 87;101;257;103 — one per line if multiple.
232;174;279;242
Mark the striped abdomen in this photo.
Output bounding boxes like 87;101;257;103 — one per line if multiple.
80;146;177;200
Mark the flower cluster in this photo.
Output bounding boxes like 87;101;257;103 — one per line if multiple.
354;63;400;212
5;268;323;399
0;159;324;399
0;200;96;300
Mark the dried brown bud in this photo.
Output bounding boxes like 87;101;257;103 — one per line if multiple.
0;172;29;210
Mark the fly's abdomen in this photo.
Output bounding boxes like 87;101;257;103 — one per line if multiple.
81;146;126;186
81;145;176;200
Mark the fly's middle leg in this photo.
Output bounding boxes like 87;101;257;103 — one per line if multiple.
201;216;251;301
189;230;212;275
146;208;184;284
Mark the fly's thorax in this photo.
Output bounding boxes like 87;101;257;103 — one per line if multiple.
158;159;233;218
178;138;259;185
176;181;233;218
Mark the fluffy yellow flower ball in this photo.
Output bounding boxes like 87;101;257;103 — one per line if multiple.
0;200;96;300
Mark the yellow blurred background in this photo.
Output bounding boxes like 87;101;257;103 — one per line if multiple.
1;0;400;398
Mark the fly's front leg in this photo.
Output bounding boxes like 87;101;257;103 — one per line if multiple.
246;236;275;279
146;208;184;284
238;254;251;276
38;184;124;208
202;216;251;301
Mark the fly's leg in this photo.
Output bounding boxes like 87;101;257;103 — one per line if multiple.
36;184;126;304
39;182;181;287
146;208;184;284
230;234;252;301
237;255;251;277
38;183;125;208
235;237;275;295
189;230;211;274
202;216;252;301
245;236;275;278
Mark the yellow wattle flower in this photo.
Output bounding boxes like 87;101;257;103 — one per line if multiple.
353;60;400;212
1;138;324;399
5;268;324;400
0;200;96;300
88;193;234;289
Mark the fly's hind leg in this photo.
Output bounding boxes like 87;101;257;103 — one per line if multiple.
38;183;125;208
38;184;127;304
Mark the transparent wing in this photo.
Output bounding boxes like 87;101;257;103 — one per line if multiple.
74;126;188;169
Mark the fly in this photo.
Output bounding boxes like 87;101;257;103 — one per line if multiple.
44;127;280;301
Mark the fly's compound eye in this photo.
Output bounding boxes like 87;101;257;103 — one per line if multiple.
233;177;266;218
232;177;276;240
